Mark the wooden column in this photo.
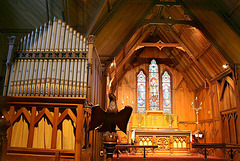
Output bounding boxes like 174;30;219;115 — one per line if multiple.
235;66;240;143
0;117;11;161
3;36;16;96
27;106;36;147
51;107;59;149
170;136;173;155
87;35;95;102
209;89;217;143
187;136;191;155
75;104;84;161
7;106;14;147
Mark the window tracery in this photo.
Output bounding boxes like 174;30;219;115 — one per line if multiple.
137;71;146;113
162;71;171;113
149;59;159;111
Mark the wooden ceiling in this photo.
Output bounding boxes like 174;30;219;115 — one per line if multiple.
89;0;240;91
0;0;240;92
0;0;102;33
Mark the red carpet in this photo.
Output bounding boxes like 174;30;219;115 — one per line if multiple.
113;154;227;161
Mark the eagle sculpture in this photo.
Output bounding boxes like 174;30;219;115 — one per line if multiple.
89;93;132;134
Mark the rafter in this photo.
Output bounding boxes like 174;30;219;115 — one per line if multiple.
167;49;197;90
116;27;151;74
143;19;196;26
0;29;33;33
111;0;158;59
195;68;232;93
176;0;235;68
228;0;240;16
156;2;180;6
210;68;232;83
183;43;212;72
156;26;197;89
196;43;212;59
87;0;108;35
90;0;124;35
167;25;211;81
107;0;113;12
135;42;181;51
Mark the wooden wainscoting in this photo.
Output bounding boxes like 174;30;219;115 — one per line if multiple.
0;96;93;161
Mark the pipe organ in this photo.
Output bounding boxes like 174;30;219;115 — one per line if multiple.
1;17;103;161
5;17;89;97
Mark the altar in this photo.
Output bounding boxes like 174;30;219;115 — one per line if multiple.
127;111;191;155
132;130;191;154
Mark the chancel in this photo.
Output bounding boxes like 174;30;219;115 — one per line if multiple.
0;0;240;161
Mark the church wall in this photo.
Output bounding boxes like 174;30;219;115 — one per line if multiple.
115;48;196;134
196;75;239;145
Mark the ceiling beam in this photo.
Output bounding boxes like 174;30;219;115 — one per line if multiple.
182;43;211;72
86;0;108;36
196;43;212;59
143;19;196;26
167;25;211;81
136;42;181;50
116;27;151;74
228;0;240;16
89;0;124;35
195;68;232;93
107;0;113;11
210;68;232;83
99;55;114;58
0;29;33;33
156;25;198;90
166;48;197;90
156;2;180;6
176;0;235;68
111;0;158;58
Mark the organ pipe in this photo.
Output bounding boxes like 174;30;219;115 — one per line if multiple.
6;17;90;98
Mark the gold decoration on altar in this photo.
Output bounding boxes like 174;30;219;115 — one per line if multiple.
136;112;144;127
166;112;174;128
131;110;178;130
134;130;191;155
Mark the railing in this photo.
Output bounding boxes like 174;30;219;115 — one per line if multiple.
116;145;158;161
192;143;240;161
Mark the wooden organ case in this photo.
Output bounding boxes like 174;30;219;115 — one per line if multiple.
1;17;102;161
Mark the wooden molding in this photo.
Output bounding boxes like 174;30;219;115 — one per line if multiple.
0;96;86;105
143;19;196;26
156;2;180;6
136;42;181;51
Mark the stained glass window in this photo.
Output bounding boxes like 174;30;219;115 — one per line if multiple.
137;71;146;113
149;59;159;111
162;71;171;113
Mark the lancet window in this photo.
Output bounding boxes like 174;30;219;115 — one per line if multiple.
162;71;171;113
137;71;146;113
149;59;159;111
136;59;172;113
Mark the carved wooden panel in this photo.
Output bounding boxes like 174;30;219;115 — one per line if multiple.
134;130;191;154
